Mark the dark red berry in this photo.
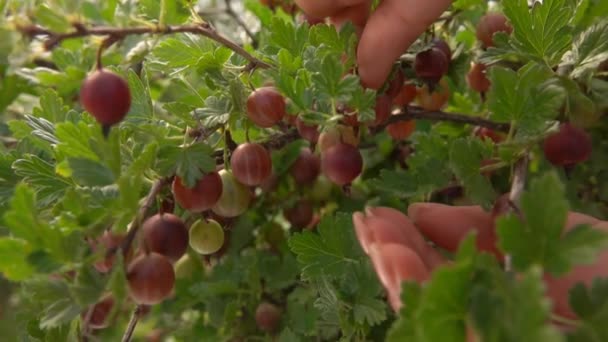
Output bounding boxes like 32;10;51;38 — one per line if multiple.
91;231;127;273
127;252;175;305
84;294;115;329
296;118;320;143
230;143;272;186
432;38;452;61
141;213;189;262
474;126;504;143
255;302;281;333
321;143;363;186
476;13;512;48
290;148;320;185
80;70;131;127
372;95;392;126
386;69;405;98
414;48;449;84
283;200;314;229
467;62;491;93
172;172;223;212
246;87;286;128
543;123;592;166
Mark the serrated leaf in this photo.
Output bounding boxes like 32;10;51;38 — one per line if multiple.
497;172;607;274
175;143;216;188
289;213;360;279
68;158;115;187
269;17;309;56
55;121;99;161
124;69;153;124
564;20;608;79
13;155;71;205
449;138;496;208
504;0;573;64
488;63;563;135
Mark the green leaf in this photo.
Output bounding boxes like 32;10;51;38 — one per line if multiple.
470;266;563;342
3;183;52;247
569;278;608;342
55;121;99;161
279;327;301;342
564;20;608;79
32;89;68;122
153;36;210;70
449;138;496;208
487;63;564;135
498;172;608;274
68;158;115;187
0;238;34;281
289;213;360;280
70;264;107;307
124;69;153;124
503;0;573;64
269;17;309;56
13;155;71;205
175;143;216;188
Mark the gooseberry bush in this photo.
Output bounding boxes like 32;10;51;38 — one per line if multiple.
0;0;607;341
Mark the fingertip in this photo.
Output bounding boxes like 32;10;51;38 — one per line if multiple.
353;211;373;254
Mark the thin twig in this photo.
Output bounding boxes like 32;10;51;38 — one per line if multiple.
121;305;143;342
505;153;530;272
224;0;258;47
17;23;271;69
381;106;511;132
109;177;171;258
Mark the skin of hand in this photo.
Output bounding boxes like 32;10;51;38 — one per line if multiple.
294;0;453;89
352;204;608;318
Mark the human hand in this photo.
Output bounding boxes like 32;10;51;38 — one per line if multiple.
295;0;453;89
353;204;608;318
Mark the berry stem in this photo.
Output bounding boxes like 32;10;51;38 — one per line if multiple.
121;305;142;342
504;153;529;272
109;177;171;260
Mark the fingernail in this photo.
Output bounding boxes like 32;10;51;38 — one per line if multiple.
407;203;433;223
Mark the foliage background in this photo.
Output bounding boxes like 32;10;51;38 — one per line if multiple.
0;0;606;341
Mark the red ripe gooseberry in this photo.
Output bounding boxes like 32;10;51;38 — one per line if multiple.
432;38;452;61
172;172;223;213
84;294;115;329
290;148;321;185
255;302;282;333
127;252;175;305
467;62;491;93
296;118;320;143
141;213;189;262
393;84;417;107
387;119;416;141
386;69;405;99
474;126;505;143
543;123;592;167
476;13;513;48
283;200;314;229
416;79;450;111
246;87;286;128
80;69;131;128
414;48;449;84
372;95;392;126
321;143;363;186
91;230;126;273
230;143;273;186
